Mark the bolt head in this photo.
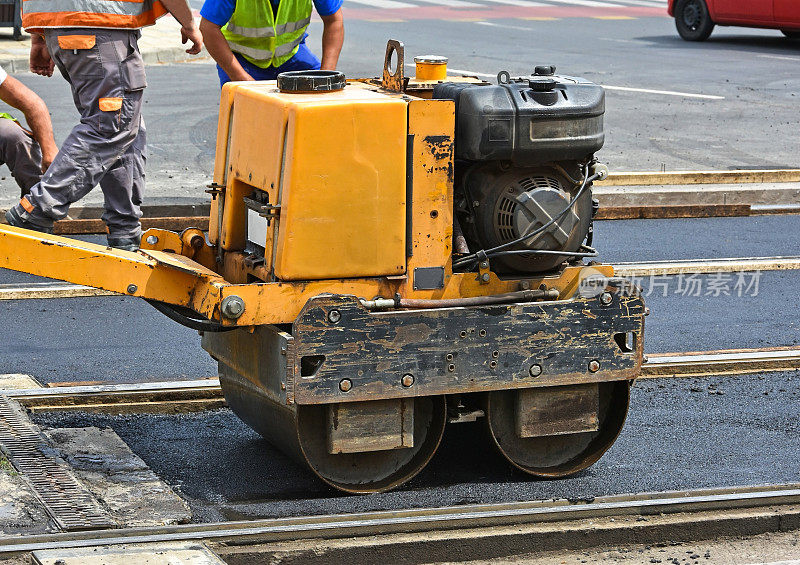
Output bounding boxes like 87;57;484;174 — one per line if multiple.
481;273;490;282
221;295;246;319
479;261;489;269
126;284;137;294
339;379;352;392
402;374;414;387
588;360;600;373
145;235;158;246
448;363;456;372
519;280;531;291
600;292;613;305
328;309;342;323
529;364;542;377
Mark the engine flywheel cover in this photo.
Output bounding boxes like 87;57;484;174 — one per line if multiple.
512;188;579;250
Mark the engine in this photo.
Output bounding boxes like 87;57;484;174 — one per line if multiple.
434;66;607;274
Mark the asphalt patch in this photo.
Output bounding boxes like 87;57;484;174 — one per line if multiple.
32;371;800;521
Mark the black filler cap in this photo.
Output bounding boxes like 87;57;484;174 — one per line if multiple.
528;77;557;92
533;65;556;76
277;70;346;93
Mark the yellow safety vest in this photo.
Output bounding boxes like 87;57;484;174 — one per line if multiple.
222;0;313;69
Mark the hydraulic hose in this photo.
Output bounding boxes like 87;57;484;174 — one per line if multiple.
361;289;560;311
146;300;237;332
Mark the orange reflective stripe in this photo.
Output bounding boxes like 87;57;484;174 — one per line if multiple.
22;2;165;30
19;197;34;213
99;97;123;112
57;34;95;49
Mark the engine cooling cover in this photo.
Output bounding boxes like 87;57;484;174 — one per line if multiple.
458;163;593;274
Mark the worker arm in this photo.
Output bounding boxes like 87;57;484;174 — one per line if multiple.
199;18;254;81
159;0;203;54
0;75;58;172
29;34;54;77
319;9;344;71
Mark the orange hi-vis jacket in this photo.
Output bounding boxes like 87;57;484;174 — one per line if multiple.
22;0;167;31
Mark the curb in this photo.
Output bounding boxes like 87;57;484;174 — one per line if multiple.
599;169;800;186
0;46;209;74
594;184;800;208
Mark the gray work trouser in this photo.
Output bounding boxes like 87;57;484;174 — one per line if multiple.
18;28;147;238
0;118;42;197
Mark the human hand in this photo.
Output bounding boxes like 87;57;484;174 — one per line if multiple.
40;145;57;173
30;37;54;77
181;25;203;54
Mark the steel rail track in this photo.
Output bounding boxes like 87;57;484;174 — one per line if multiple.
612;256;800;277
4;347;799;414
0;483;798;555
1;256;799;301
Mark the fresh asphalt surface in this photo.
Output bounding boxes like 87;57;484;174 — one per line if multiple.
35;370;800;521
3;12;800;516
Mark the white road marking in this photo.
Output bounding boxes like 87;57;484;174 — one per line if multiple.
439;67;498;78
412;0;484;6
599;0;666;6
344;0;416;8
603;85;724;99
426;61;725;100
535;0;627;7
599;36;646;43
473;0;548;6
759;54;800;62
344;0;664;6
474;20;535;30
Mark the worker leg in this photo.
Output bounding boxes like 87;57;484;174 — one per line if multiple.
100;117;146;240
8;28;145;232
0;118;42;197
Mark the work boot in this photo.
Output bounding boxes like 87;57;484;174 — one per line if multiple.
107;234;141;252
5;207;54;234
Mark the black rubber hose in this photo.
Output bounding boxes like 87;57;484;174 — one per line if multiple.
146;299;237;332
486;249;599;259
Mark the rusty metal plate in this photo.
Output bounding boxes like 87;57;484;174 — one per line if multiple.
291;279;644;405
515;384;600;438
327;399;414;454
381;39;406;93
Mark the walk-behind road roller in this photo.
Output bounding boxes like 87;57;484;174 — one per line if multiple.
0;42;644;493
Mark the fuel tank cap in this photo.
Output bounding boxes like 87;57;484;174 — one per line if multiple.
528;77;558;92
277;70;346;93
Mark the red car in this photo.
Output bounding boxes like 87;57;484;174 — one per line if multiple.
668;0;800;41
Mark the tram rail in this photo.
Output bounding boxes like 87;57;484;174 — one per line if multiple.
2;484;799;558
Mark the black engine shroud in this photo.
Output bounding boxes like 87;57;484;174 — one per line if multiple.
434;69;605;274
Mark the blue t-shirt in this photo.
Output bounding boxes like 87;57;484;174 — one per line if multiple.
200;0;341;29
201;0;342;85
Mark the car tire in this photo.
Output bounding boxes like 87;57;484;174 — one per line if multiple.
675;0;715;41
781;30;800;39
